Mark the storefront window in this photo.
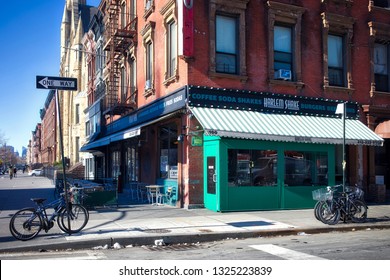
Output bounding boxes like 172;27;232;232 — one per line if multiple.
126;145;138;182
111;150;121;179
284;151;328;186
228;149;328;187
159;123;178;179
228;149;277;186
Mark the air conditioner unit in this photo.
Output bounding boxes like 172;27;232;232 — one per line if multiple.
145;80;152;90
274;69;292;81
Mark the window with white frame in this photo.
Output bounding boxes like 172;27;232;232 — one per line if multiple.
141;21;155;96
167;20;177;78
216;15;238;74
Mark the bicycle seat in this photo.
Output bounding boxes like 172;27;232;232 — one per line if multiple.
31;198;46;204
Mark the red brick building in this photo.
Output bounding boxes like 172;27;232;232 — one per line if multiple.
81;0;388;210
40;90;57;166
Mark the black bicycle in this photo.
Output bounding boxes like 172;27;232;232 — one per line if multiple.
313;185;367;225
9;191;89;241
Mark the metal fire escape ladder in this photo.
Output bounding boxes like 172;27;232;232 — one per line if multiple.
103;0;137;119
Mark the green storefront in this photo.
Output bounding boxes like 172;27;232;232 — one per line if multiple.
188;86;384;212
203;137;334;211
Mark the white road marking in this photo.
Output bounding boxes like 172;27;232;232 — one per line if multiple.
250;244;326;260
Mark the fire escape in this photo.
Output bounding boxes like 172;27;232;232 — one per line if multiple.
103;0;137;119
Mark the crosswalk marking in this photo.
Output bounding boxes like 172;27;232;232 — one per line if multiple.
250;244;326;260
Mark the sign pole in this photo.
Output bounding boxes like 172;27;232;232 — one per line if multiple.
36;75;77;234
342;102;346;193
55;89;72;234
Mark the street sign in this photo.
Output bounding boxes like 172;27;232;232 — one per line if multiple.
36;75;77;91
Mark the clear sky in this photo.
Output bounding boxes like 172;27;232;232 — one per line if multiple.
0;0;100;154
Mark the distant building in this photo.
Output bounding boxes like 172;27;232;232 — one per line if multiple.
59;0;98;167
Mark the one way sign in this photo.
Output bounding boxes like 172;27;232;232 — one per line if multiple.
36;75;77;91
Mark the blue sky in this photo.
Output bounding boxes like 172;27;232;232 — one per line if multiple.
0;0;100;154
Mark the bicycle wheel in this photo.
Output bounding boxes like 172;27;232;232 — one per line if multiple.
317;201;340;225
60;204;89;233
9;208;42;241
350;199;367;223
313;201;322;221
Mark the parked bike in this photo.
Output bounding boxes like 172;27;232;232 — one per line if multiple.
313;184;367;225
9;190;89;241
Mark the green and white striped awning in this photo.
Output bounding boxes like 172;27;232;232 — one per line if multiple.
190;107;384;146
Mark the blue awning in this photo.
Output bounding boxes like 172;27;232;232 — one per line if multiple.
80;126;141;152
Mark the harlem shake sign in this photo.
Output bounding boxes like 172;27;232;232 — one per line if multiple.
36;75;77;91
188;86;359;119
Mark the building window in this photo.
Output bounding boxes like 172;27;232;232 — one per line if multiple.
130;0;137;21
373;0;390;8
216;15;238;74
228;149;328;187
129;56;136;102
141;21;155;96
228;149;277;187
161;0;178;84
75;104;80;124
75;137;80;162
374;43;389;92
368;21;390;96
328;34;345;87
126;144;138;182
321;12;354;93
167;20;177;78
159;123;178;179
146;41;153;84
120;66;127;102
121;1;126;28
267;1;305;86
209;0;249;81
274;25;292;75
144;0;154;18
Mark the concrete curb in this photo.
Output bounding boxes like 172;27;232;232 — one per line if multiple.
1;223;389;254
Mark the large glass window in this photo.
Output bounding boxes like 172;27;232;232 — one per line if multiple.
284;151;328;186
159;124;178;179
228;149;277;187
328;34;344;87
374;43;389;92
111;150;121;179
216;15;237;74
228;149;328;187
126;145;138;182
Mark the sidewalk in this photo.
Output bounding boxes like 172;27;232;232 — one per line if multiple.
1;200;390;253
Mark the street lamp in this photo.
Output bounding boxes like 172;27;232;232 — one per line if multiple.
336;102;346;192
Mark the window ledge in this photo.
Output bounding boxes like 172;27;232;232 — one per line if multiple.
269;79;305;90
370;90;390;97
163;75;179;87
369;5;390;13
143;88;155;98
209;71;248;83
323;85;355;95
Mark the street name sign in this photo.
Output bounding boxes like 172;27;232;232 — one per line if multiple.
36;75;77;91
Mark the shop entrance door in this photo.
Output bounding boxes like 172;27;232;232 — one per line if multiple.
207;156;216;194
